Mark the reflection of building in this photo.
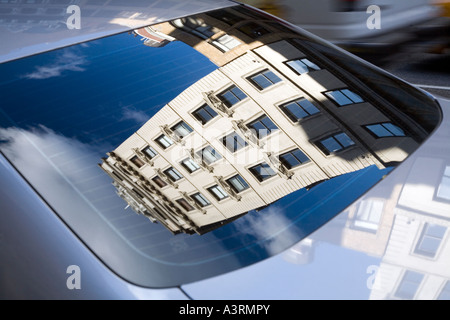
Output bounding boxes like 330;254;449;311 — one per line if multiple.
100;6;425;235
132;26;175;47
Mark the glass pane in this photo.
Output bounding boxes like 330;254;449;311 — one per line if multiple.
264;70;281;84
426;224;447;238
172;122;192;138
143;146;157;158
292;149;309;164
384;123;405;136
335;132;355;148
326;90;353;106
298;99;319;115
251;74;271;90
320;137;342;153
227;175;249;193
260;116;278;132
437;176;450;201
342;89;363;103
367;124;393;137
301;58;320;71
231;86;247;101
287;60;309;74
280;153;299;169
221;91;239;107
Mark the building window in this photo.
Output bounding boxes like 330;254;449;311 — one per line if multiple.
152;176;168;188
438;281;450;300
222;131;248;153
218;85;247;108
436;165;450;202
248;70;282;90
286;58;321;75
191;192;211;207
180;158;201;174
351;200;384;233
192;104;218;125
414;223;447;258
155;134;174;149
280;98;320;122
279;149;310;169
130;155;145;168
317;132;355;155
325;88;364;106
142;146;158;159
197;146;222;165
365;122;406;138
176;198;195;212
171;121;193;139
226;175;249;193
207;9;242;25
250;162;277;182
163;167;184;182
237;22;270;38
394;271;424;300
208;185;229;201
212;34;242;52
247;115;278;139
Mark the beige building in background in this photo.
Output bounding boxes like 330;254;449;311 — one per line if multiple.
100;7;424;235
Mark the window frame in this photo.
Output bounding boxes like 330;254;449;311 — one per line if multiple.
249;162;277;182
221;131;248;153
279;98;320;123
247;114;279;139
285;57;321;75
207;184;229;201
142;145;158;159
130;155;145;168
155;134;174;149
217;85;247;108
170;121;193;139
196;145;222;165
364;122;406;138
247;69;282;91
191;192;211;208
192;103;219;125
152;175;168;188
226;174;250;193
176;198;195;212
325;88;364;107
163;167;184;182
316;132;356;156
278;148;310;170
180;158;201;174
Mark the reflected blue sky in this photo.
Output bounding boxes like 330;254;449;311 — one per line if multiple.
0;30;391;287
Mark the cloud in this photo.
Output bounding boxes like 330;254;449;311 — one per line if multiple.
120;106;149;124
22;50;88;80
233;206;300;256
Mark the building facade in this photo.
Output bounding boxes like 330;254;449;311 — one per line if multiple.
100;7;424;235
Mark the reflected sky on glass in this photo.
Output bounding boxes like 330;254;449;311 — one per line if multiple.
0;29;393;287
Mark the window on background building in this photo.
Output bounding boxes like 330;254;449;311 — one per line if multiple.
247;115;278;139
130;155;145;168
279;149;310;169
226;175;249;193
155;134;174;149
218;85;247;108
351;200;384;233
176;198;195;212
163;167;184;182
180;158;201;174
142;146;158;159
414;223;447;258
248;70;282;90
208;185;229;201
286;58;321;75
212;34;242;52
192;104;218;125
438;282;450;300
191;192;210;208
394;270;424;300
325;88;364;106
152;176;168;188
280;98;320;122
249;162;277;182
436;165;450;202
365;122;406;138
197;146;222;165
317;132;355;155
222;131;248;153
171;121;193;139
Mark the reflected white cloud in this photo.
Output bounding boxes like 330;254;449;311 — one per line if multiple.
233;206;300;255
22;50;88;80
121;106;149;124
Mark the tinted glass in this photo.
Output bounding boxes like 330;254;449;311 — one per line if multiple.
0;4;441;288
